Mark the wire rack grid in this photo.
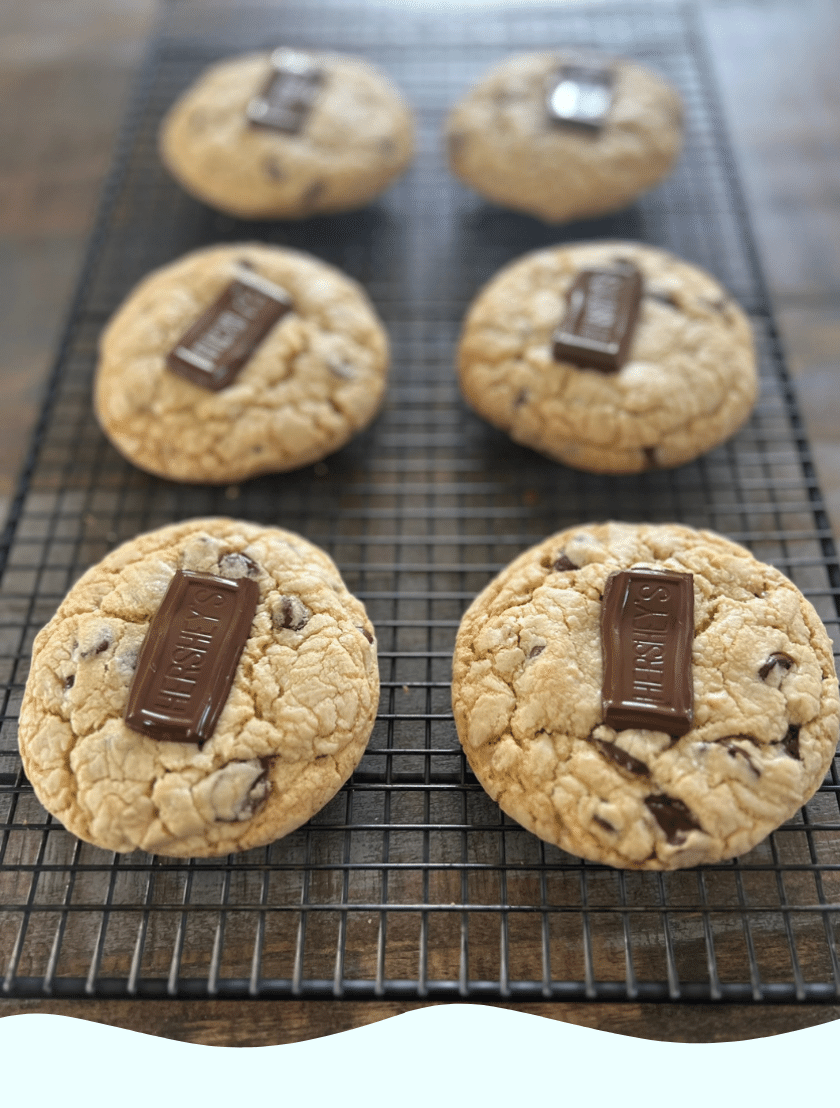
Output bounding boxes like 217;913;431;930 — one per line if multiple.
1;0;839;1004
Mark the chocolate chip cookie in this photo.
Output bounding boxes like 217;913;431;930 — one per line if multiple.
458;241;758;473
159;48;415;219
451;523;839;869
18;518;379;857
94;242;389;483
445;51;683;222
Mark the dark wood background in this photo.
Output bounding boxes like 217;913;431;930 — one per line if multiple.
1;0;840;1043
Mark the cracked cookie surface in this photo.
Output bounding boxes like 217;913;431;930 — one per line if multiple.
18;518;379;857
445;52;683;222
458;241;758;473
159;50;415;218
95;242;389;483
451;523;839;869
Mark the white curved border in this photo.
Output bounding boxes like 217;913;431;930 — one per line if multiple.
1;1004;839;1107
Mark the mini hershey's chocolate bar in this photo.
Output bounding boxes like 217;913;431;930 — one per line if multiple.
124;570;259;744
601;568;694;736
552;262;643;373
166;268;292;391
546;62;614;129
246;48;324;133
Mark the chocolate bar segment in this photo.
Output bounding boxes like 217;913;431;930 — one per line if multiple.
552;262;643;373
246;48;324;133
601;568;694;736
124;570;259;744
546;62;614;129
167;269;292;391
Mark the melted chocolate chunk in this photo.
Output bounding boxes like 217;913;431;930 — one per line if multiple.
601;568;694;735
302;180;326;207
716;738;760;776
646;289;680;308
782;724;801;760
593;738;650;777
124;570;259;744
593;814;616;833
448;131;467;158
553;262;643;373
328;357;356;380
758;652;795;681
273;596;311;632
64;674;75;690
81;630;112;659
263;156;286;181
167;269;292;392
546;62;614;130
705;295;730;314
645;794;702;844
553;553;577;572
246;48;324;133
219;552;260;579
218;761;271;823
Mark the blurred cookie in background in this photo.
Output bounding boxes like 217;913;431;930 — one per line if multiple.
95;242;390;483
458;240;757;473
446;51;683;222
159;47;415;218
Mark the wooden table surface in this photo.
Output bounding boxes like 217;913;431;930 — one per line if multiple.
1;0;840;1044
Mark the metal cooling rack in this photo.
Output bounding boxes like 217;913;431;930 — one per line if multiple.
2;0;839;1003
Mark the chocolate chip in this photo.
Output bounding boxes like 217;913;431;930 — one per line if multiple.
263;156;286;181
593;814;616;833
492;88;515;107
715;738;760;776
528;644;545;659
273;596;311;632
705;295;729;313
448;131;467;158
328;357;356;380
645;794;702;844
513;389;529;408
593;738;650;777
643;445;658;469
302;180;325;207
358;625;374;644
214;758;275;822
64;674;75;690
219;553;260;579
553;553;577;572
782;725;800;760
229;763;271;822
81;630;112;659
118;648;139;675
646;289;680;308
758;652;795;681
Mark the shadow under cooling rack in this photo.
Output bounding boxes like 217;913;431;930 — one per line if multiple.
1;1;840;1002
